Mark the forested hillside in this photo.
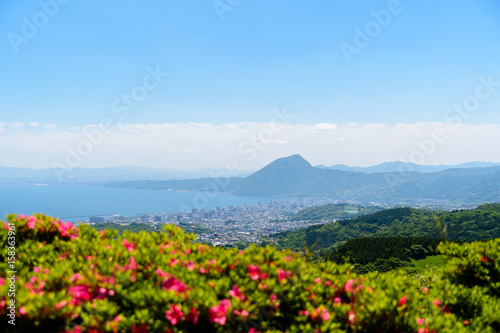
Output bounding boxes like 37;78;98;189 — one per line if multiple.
291;203;383;221
273;203;500;252
325;236;443;273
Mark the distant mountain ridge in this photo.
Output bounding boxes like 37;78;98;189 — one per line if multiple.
107;154;500;205
316;161;500;173
2;158;497;182
0;166;254;182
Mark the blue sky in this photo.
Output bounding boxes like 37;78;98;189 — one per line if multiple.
1;1;500;169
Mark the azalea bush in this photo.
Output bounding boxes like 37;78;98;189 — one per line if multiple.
0;214;499;332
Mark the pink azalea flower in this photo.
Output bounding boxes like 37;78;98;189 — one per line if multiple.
334;297;342;304
321;308;330;321
277;269;286;281
68;285;91;305
229;285;245;300
398;294;407;306
314;277;322;284
248;264;260;280
417;318;424;325
345;279;355;293
209;299;231;325
162;276;186;293
55;300;68;309
122;239;136;252
165;304;183;325
3;222;8;230
57;221;75;238
234;309;249;317
464;320;469;326
185;307;199;325
310;307;329;322
127;257;137;270
348;311;356;325
34;266;41;273
27;216;37;229
19;307;27;315
432;299;441;307
18;214;25;220
187;260;195;271
70;273;84;282
300;310;310;316
169;258;179;267
155;268;169;278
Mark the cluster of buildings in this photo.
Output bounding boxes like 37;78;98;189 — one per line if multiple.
83;197;341;247
81;197;469;248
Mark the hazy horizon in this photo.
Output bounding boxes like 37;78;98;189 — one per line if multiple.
1;153;499;172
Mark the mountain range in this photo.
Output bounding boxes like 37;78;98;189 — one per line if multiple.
316;161;500;173
106;155;500;205
0;166;254;183
2;158;497;184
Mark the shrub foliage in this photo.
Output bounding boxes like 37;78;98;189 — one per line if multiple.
0;214;499;332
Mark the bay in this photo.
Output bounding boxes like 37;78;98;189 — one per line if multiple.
0;184;277;221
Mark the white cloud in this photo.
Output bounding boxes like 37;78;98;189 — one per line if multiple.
0;121;499;169
311;123;338;131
